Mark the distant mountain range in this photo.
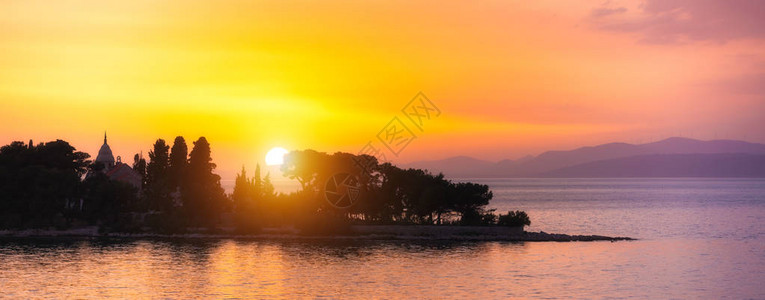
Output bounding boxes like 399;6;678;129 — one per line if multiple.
404;137;765;178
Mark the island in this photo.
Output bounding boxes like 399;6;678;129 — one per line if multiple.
0;137;631;242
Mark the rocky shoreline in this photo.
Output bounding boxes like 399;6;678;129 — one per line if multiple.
0;225;633;242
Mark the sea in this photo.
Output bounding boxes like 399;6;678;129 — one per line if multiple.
1;178;763;299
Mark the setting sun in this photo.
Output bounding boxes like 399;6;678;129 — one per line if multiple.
265;147;289;166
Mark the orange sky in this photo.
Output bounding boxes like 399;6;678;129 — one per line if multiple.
2;0;764;179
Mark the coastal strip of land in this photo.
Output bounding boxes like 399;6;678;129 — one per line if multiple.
0;225;633;242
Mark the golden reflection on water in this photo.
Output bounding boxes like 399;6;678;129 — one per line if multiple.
208;241;286;297
0;238;761;298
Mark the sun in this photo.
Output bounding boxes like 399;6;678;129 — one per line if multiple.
265;147;289;166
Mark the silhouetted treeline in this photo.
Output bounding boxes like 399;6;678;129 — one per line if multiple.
276;150;499;226
0;139;529;233
122;136;228;232
0;140;89;228
231;164;276;232
0;137;227;232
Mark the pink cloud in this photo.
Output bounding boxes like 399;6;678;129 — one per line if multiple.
590;0;765;44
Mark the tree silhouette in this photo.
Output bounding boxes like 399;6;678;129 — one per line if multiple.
168;136;188;191
0;138;511;232
497;210;531;227
281;149;326;191
232;165;250;212
145;139;171;212
231;163;277;232
82;171;139;228
281;149;495;225
184;137;226;228
449;182;493;219
252;163;262;199
0;140;89;228
132;153;147;188
262;172;275;200
232;165;256;232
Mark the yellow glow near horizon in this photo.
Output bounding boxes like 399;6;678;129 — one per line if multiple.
1;0;763;181
265;147;289;166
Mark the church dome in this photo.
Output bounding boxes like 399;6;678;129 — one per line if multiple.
95;133;115;168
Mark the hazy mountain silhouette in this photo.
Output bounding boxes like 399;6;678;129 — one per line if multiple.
405;137;765;178
540;153;765;178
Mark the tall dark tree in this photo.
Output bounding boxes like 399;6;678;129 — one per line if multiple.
184;137;226;227
168;136;188;190
145;139;171;211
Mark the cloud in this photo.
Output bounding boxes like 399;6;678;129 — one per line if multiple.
589;0;765;44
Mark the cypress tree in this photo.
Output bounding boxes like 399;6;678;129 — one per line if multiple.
145;139;170;211
184;137;225;227
232;165;250;212
168;136;188;190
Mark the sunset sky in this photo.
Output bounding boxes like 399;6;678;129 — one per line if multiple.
2;0;764;179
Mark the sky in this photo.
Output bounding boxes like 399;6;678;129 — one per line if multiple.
1;0;764;180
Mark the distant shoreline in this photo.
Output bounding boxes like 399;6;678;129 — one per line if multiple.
0;225;633;242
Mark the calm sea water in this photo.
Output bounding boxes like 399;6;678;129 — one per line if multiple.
1;178;764;299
